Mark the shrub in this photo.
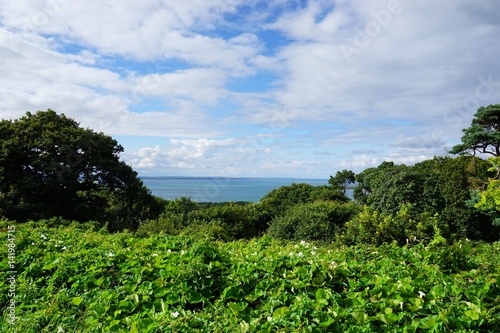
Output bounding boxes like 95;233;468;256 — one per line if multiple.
136;213;184;237
342;205;441;246
267;201;359;242
180;220;230;241
187;203;255;240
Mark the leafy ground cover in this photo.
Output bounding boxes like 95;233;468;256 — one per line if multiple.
1;221;499;332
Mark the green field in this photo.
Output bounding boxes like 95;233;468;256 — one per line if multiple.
1;221;499;332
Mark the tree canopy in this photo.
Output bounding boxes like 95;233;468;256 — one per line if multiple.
0;110;163;231
353;156;498;241
450;104;500;156
329;169;356;195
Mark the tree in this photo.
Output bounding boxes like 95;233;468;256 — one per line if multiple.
0;110;163;230
329;169;356;195
351;157;497;241
474;157;500;227
450;104;500;156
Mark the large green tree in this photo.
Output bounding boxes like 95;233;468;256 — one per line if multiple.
450;104;500;156
353;157;497;241
0;110;163;230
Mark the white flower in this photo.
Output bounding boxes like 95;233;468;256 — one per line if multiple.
62;246;67;250
297;252;303;257
181;250;185;255
418;291;425;298
171;311;179;318
31;242;35;245
152;253;158;257
57;326;64;333
399;302;403;310
167;249;172;254
41;234;47;240
300;240;306;245
289;251;294;256
311;251;316;255
108;252;114;257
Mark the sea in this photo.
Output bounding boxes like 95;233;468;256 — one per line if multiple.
140;177;334;202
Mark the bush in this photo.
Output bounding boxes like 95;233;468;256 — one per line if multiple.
342;205;441;246
187;203;256;240
267;201;359;242
180;220;230;241
136;214;184;237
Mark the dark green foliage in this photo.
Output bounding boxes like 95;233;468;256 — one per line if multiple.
259;182;349;228
0;110;163;230
352;156;498;241
450;104;500;156
188;202;257;240
138;198;261;240
329;169;356;194
267;201;359;242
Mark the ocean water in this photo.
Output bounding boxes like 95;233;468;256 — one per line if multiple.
140;177;330;202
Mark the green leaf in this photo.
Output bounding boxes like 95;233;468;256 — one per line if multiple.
351;311;369;324
316;288;329;301
221;285;245;301
42;258;60;270
187;290;203;304
419;315;439;329
319;316;335;327
71;296;83;306
376;312;402;325
228;302;248;313
273;306;289;318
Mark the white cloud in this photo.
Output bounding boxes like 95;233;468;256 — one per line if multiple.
1;0;500;178
391;133;446;149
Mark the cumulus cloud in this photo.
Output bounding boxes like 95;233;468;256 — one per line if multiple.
1;0;500;177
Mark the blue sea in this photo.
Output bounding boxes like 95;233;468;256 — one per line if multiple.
140;177;332;202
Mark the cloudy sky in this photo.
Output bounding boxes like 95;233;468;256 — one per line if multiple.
1;0;499;178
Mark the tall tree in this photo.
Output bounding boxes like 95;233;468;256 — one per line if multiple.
450;104;500;156
329;169;356;195
0;110;163;230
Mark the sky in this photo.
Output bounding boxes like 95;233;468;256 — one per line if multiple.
1;0;500;179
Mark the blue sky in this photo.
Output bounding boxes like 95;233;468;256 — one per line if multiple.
1;0;500;178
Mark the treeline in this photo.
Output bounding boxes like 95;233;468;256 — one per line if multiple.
2;106;500;244
136;155;500;244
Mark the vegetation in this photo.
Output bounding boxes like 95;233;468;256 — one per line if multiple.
450;104;500;156
353;156;499;241
328;169;356;195
0;110;163;231
2;106;500;331
1;222;499;332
